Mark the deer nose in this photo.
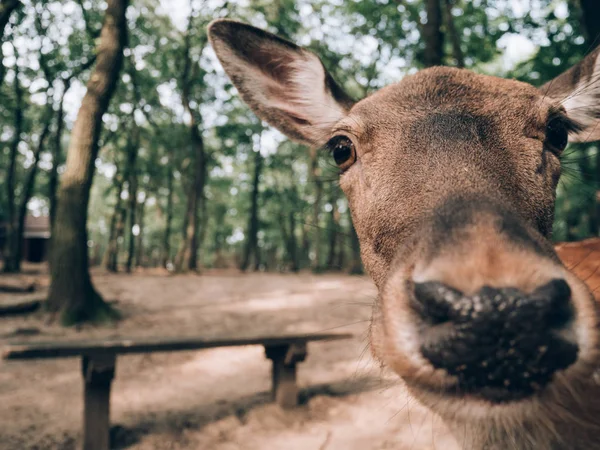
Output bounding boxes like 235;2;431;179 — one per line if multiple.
411;279;578;401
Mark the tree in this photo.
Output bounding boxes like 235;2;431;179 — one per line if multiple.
577;0;600;45
2;51;23;272
174;6;208;272
10;105;53;271
240;132;264;271
443;0;465;68
47;0;129;323
0;0;21;86
422;0;444;67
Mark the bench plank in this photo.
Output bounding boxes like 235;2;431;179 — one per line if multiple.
3;332;352;360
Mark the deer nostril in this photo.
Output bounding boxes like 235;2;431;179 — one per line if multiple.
411;279;578;401
411;281;461;324
530;278;573;328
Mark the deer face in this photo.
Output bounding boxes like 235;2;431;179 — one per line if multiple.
209;20;600;448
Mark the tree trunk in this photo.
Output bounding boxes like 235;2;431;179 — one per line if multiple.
422;0;444;67
309;147;323;272
11;110;53;271
135;199;145;268
104;122;136;272
241;147;263;271
3;62;23;273
280;209;299;272
49;81;70;228
326;187;340;270
335;221;346;271
102;172;124;271
47;0;129;324
49;58;96;228
211;205;227;268
162;165;174;268
0;0;21;86
124;142;138;274
578;0;600;45
443;0;464;68
124;62;141;274
175;137;206;272
301;221;311;270
174;15;207;272
348;210;363;275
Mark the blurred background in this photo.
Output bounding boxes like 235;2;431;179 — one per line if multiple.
1;1;600;449
1;0;599;279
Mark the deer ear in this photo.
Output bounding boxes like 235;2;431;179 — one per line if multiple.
541;47;600;143
208;19;354;146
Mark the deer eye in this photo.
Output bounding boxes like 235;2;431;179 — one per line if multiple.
545;117;569;155
327;135;356;171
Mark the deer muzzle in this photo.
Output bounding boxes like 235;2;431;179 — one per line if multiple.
375;194;596;405
412;278;578;401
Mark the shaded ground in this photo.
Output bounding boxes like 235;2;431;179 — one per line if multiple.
0;267;457;450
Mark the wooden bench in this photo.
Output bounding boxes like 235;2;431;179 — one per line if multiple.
3;332;351;450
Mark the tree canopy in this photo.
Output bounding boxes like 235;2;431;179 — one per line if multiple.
0;0;599;322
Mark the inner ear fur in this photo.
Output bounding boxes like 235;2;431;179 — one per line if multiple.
540;46;600;142
208;19;354;146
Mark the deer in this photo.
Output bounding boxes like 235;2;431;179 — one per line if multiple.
207;19;600;449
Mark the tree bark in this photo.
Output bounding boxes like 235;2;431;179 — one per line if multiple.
0;0;21;86
48;58;96;228
301;221;311;270
326;187;340;270
103;120;135;272
241;146;263;271
11;109;53;270
102;172;124;271
280;208;299;273
135;198;145;268
49;82;69;228
443;0;464;68
174;13;207;273
211;205;228;268
578;0;600;46
3;61;23;273
422;0;444;67
348;210;363;275
288;211;299;272
124;62;141;274
47;0;129;324
335;221;346;271
124;128;139;274
162;165;174;268
309;147;323;272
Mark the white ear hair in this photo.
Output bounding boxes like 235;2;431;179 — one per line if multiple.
542;47;600;143
263;53;349;140
562;51;600;142
208;20;354;146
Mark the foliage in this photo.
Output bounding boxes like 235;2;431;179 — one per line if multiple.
0;0;599;281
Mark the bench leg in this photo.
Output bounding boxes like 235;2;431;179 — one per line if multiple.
272;357;298;408
82;354;115;450
265;343;307;409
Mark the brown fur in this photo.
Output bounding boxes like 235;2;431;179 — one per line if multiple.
208;19;600;449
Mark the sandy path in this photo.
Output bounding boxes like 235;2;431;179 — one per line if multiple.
0;269;457;450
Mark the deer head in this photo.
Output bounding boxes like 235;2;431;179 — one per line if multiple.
208;19;600;449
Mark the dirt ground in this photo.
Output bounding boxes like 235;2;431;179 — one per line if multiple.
0;266;459;450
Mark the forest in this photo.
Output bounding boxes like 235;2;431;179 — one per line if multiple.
0;0;599;323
